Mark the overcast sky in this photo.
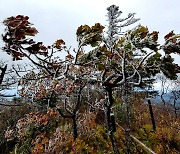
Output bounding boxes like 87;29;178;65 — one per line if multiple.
0;0;180;64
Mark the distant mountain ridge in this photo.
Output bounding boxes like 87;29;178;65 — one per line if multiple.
154;92;180;107
144;92;180;115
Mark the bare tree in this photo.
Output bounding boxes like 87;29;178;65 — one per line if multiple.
157;74;171;106
170;78;180;117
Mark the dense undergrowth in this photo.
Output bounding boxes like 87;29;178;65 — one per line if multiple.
0;93;179;154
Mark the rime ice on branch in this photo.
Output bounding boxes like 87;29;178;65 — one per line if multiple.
106;5;139;48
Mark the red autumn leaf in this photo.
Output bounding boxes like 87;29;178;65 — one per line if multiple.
55;39;65;49
105;51;114;58
56;39;65;45
164;31;175;40
47;109;58;117
26;42;42;54
150;31;159;42
12;51;24;61
66;54;74;59
25;27;38;36
15;29;25;39
40;45;47;51
41;114;50;125
77;50;84;57
16;15;24;20
24;16;29;20
114;54;120;60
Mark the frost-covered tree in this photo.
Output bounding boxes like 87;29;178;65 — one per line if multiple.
2;15;98;140
106;5;139;48
0;60;29;105
76;5;180;154
1;5;180;154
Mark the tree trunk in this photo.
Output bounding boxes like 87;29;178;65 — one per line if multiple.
148;99;156;131
160;93;166;107
109;131;120;154
0;65;7;85
123;83;131;154
106;87;120;154
173;100;177;118
72;115;78;140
